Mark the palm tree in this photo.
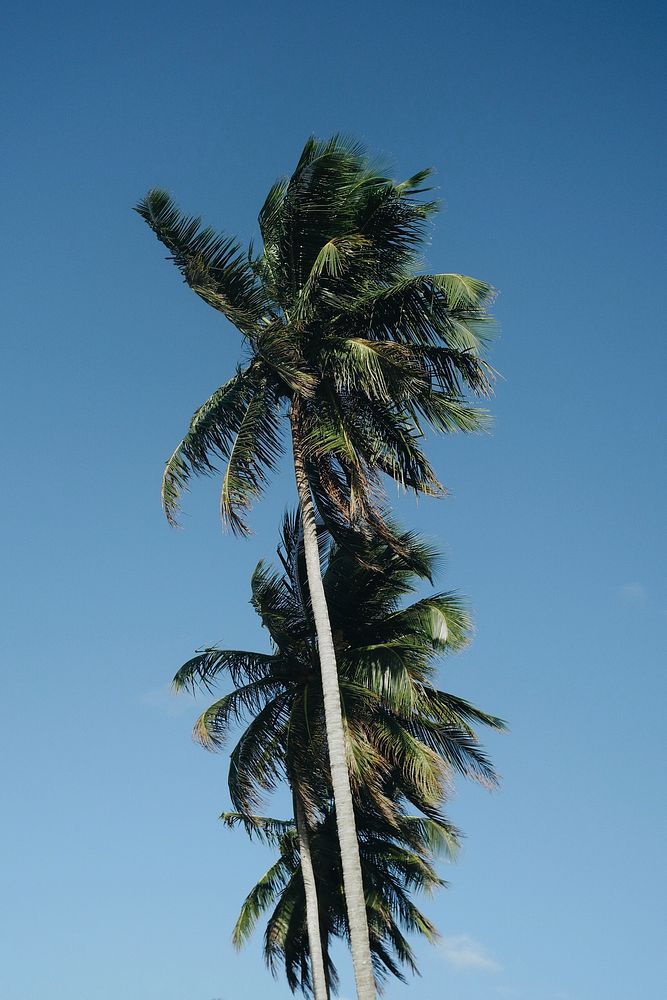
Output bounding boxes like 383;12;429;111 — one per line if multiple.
138;135;496;1000
222;807;458;996
174;517;504;996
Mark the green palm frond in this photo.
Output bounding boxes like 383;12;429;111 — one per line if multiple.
349;397;443;495
323;523;439;600
270;136;370;295
403;711;499;789
219;379;284;535
161;369;256;525
221;811;295;845
383;592;474;653
344;644;424;714
421;688;507;732
432;272;496;311
294;234;375;324
264;871;316;994
250;559;311;651
227;693;292;811
344;274;495;353
397;815;461;861
135;189;267;334
371;714;447;807
395;167;435;195
253;325;317;396
353;178;436;279
161;367;285;535
194;679;286;749
232;855;294;948
409;391;492;435
173;648;280;693
420;345;495;398
322;337;429;401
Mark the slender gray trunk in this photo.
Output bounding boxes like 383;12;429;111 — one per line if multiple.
291;416;377;1000
294;795;329;1000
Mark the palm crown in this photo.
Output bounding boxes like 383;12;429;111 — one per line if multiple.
174;514;504;825
223;807;456;996
136;135;495;540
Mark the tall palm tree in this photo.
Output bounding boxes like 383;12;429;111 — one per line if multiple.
139;135;496;1000
222;807;458;996
174;517;504;996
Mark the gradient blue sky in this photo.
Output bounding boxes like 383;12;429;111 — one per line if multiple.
2;2;665;998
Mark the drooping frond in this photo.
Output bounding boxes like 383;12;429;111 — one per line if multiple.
161;369;255;525
232;854;295;948
227;693;292;811
160;367;284;533
343;643;425;715
420;688;507;733
402;708;501;789
370;713;447;808
251;324;317;397
347;396;444;495
194;679;286;749
218;378;284;535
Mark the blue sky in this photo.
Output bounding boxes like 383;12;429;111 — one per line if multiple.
1;1;665;998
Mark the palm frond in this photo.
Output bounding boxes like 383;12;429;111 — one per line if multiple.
161;369;255;525
374;714;448;806
135;188;267;334
221;811;295;846
253;325;317;397
383;592;474;653
227;693;292;811
194;679;286;749
173;648;279;693
403;710;500;789
395;167;435;195
322;337;430;401
268;135;370;296
344;273;495;357
219;379;284;535
251;559;311;650
409;391;492;435
397;815;461;861
232;856;294;948
421;688;507;733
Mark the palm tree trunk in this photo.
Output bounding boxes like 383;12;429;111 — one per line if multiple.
294;794;329;1000
290;413;377;1000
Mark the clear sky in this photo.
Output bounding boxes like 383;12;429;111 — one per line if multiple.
1;1;665;998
